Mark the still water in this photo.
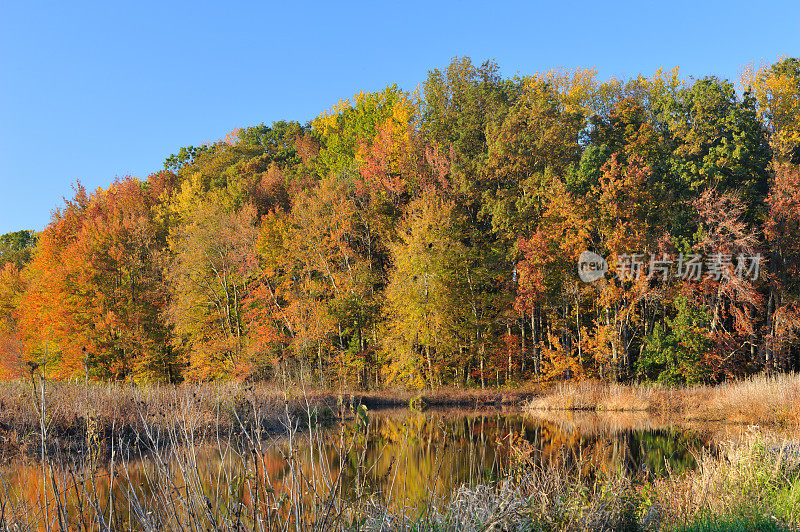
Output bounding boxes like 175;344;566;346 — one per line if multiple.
280;408;707;507
0;408;714;524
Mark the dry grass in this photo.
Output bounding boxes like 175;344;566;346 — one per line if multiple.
1;378;799;530
646;429;800;530
341;384;541;409
526;374;800;425
687;375;800;424
365;429;800;531
0;378;538;459
0;396;371;530
0;380;338;459
526;380;656;412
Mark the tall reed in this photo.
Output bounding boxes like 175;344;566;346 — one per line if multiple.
526;373;800;425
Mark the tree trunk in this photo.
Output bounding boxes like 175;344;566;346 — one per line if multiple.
520;316;526;379
506;322;512;385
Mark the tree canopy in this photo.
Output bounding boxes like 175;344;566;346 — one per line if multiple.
2;56;799;386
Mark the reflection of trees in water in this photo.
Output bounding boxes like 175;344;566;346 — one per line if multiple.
531;423;700;478
0;410;708;520
514;416;701;480
297;411;706;507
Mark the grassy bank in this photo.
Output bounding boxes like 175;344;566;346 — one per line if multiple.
0;380;310;459
526;374;800;425
0;379;540;459
1;374;799;459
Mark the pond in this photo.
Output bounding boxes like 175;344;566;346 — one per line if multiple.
1;407;752;528
274;408;709;508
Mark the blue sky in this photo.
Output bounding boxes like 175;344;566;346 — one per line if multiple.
1;0;798;234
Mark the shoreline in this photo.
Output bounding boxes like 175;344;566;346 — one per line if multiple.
1;375;798;459
524;374;800;425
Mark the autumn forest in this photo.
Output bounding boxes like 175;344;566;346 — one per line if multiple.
2;57;799;389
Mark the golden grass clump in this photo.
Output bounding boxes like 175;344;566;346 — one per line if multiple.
526;379;655;412
526;374;800;425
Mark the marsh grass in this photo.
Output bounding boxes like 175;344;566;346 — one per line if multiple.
0;380;544;460
1;377;799;530
526;380;656;412
0;403;799;530
0;385;375;530
0;380;330;460
526;374;800;425
356;430;800;531
650;429;800;531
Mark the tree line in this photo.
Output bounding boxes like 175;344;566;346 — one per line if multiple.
1;57;799;387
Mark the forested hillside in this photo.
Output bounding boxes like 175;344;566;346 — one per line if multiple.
2;57;799;387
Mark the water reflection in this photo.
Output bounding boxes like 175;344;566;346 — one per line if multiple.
0;408;710;528
321;409;705;507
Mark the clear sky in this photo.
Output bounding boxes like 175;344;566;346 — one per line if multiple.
1;0;798;234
